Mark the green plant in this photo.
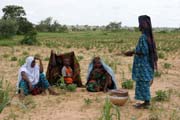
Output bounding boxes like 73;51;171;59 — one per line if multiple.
154;71;161;78
22;51;29;56
122;79;134;89
2;54;10;58
10;56;17;61
84;98;92;105
56;77;66;89
77;55;84;61
20;29;38;45
158;52;165;59
163;63;171;69
99;97;120;120
66;84;77;92
0;19;18;39
152;90;170;102
0;78;11;113
18;56;27;66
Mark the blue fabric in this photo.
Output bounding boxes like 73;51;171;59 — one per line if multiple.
19;73;50;95
135;81;151;101
87;59;118;89
132;34;154;101
132;34;154;81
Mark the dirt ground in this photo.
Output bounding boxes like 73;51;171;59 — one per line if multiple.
0;46;180;120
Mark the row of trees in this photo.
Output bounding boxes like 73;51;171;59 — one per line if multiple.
0;5;123;40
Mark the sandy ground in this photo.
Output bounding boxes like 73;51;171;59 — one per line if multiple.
0;46;180;120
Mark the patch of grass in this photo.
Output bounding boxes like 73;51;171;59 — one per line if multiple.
84;98;92;105
10;56;17;61
56;77;77;92
66;84;77;92
77;55;84;61
44;57;50;61
99;97;120;120
154;71;161;78
22;51;29;56
122;79;134;89
18;56;27;66
152;90;170;102
2;54;10;58
0;78;11;113
163;63;171;69
158;52;165;59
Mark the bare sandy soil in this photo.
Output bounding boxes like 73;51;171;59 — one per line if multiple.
0;46;179;120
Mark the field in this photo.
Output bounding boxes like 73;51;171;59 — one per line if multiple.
0;30;180;120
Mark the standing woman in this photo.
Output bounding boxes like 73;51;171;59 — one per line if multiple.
124;15;158;108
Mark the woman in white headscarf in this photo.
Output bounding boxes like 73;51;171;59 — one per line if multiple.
17;56;58;96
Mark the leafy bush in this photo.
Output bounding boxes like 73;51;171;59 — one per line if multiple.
0;19;18;39
20;29;38;45
122;79;134;89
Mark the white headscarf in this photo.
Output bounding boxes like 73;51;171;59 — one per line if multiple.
17;56;40;88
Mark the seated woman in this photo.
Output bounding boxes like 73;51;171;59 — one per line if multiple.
61;58;74;84
86;57;118;92
17;56;58;96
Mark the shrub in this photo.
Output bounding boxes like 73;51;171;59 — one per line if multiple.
0;19;18;39
20;29;38;45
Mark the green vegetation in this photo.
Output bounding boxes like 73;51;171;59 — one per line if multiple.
84;98;92;105
163;63;172;69
152;90;171;102
99;97;120;120
0;78;11;113
56;77;77;92
122;79;134;89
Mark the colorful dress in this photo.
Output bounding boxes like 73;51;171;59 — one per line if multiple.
132;34;154;101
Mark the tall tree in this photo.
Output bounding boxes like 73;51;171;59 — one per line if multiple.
2;5;26;20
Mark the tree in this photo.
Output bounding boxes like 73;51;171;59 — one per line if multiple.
16;17;34;35
2;5;26;20
106;22;122;31
0;19;18;39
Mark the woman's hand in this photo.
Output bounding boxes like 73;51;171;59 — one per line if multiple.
124;51;134;56
28;82;33;91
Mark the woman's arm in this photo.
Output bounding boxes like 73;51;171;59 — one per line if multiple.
21;71;33;91
35;57;44;73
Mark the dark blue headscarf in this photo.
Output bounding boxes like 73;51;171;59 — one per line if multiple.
138;15;158;70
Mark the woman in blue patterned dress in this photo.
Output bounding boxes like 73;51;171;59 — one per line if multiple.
124;15;158;108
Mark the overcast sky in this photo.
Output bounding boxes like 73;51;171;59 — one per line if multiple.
0;0;180;27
